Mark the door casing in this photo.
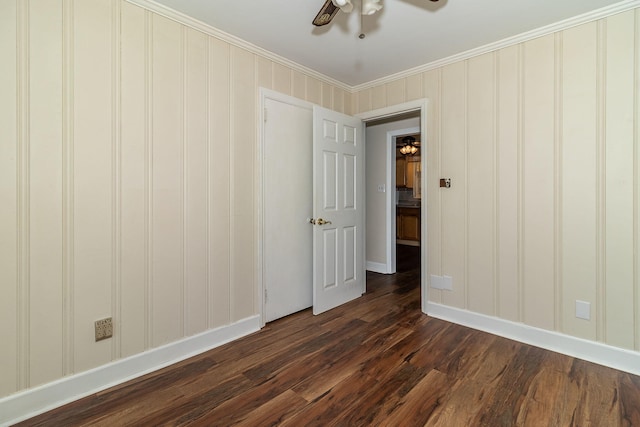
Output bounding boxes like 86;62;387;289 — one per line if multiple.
257;89;429;324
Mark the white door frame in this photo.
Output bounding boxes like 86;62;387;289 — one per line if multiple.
356;99;429;313
257;92;430;324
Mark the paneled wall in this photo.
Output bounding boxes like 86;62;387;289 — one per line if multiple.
0;0;350;399
354;10;639;351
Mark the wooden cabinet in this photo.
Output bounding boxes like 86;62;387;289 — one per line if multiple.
396;207;421;241
396;157;419;189
396;157;407;187
406;161;417;189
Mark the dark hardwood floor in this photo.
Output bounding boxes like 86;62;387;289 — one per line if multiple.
18;245;640;426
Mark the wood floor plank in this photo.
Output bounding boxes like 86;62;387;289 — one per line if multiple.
280;368;381;426
291;323;414;402
424;377;489;426
233;390;308;427
376;368;451;426
558;359;628;427
619;373;640;426
471;345;548;426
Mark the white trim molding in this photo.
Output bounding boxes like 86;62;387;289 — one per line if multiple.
0;315;260;427
426;302;640;376
366;261;390;274
127;0;640;94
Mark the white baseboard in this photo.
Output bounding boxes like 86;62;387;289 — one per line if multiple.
366;260;390;274
0;315;261;426
426;302;640;376
396;240;420;247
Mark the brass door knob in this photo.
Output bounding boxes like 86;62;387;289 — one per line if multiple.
309;218;332;225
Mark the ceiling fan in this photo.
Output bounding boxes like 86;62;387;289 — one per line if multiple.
313;0;440;27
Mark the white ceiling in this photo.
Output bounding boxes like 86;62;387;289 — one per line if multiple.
149;0;628;86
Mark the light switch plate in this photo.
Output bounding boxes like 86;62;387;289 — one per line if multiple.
575;300;591;320
430;275;442;289
377;184;385;193
431;275;453;291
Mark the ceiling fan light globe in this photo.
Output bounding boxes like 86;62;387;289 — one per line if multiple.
362;0;382;15
332;0;353;13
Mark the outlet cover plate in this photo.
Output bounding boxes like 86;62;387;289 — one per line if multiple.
95;317;113;341
575;300;591;320
431;275;453;291
430;275;442;289
442;275;453;291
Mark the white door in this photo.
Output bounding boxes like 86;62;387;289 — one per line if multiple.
264;97;313;322
312;106;365;314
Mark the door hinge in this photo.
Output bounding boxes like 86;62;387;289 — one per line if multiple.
264;107;267;123
264;288;268;302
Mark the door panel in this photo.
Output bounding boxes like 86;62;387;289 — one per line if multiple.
344;226;356;282
264;97;313;322
344;154;356;209
312;106;365;315
323;228;338;289
323;151;338;210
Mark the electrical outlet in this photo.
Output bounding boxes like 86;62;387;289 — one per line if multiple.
95;317;113;342
575;300;591;320
430;275;443;289
430;274;453;291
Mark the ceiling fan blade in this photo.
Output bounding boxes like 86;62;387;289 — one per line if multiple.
313;0;339;26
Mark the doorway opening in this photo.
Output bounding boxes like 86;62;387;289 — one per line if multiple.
363;113;422;279
357;100;428;313
258;91;429;325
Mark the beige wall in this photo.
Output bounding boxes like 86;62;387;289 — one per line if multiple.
0;0;351;399
2;0;638;403
354;10;639;351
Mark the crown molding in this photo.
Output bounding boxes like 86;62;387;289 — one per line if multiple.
124;0;352;92
352;0;640;92
126;0;639;94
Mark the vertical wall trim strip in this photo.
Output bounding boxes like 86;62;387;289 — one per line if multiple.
634;9;639;351
438;69;443;286
181;26;187;337
596;20;607;342
17;0;30;389
554;32;563;332
517;43;525;323
205;36;211;329
145;10;153;349
228;47;235;322
62;0;75;377
255;57;262;319
112;0;122;361
493;51;500;317
289;69;294;99
464;60;469;309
